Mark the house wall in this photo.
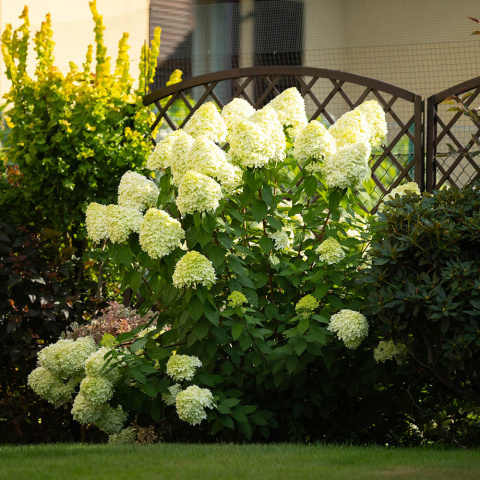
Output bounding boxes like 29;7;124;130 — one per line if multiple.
0;0;149;96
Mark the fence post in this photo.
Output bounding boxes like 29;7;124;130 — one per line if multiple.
414;95;425;191
425;96;436;193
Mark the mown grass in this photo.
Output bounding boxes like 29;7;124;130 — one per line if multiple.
1;443;480;480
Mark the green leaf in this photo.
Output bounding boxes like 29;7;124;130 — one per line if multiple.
288;204;304;216
232;322;244;340
188;297;203;321
222;398;241;408
298;317;309;335
328;188;344;211
204;302;220;326
238;420;253;439
259;236;274;253
250;414;269;426
220;415;235;429
228;208;244;224
124;268;142;293
294;337;307;355
266;215;283;231
286;355;298;374
305;175;318;196
130;336;147;353
148;347;170;360
261;185;273;205
315;284;329;300
141;383;157;398
252;198;268;222
193;318;210;339
208;246;225;268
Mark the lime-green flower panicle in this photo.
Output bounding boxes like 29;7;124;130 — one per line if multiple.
139;208;185;259
172;251;217;289
328;309;369;349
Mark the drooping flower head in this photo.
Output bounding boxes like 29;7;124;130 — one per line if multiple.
316;237;345;264
166;354;202;381
86;202;108;243
106;204;143;243
294;120;337;171
147;129;187;170
71;392;102;424
79;375;114;406
373;340;409;364
249;105;286;162
170;133;195;186
328;109;372;149
28;367;77;405
354;100;388;148
162;383;183;406
267;87;308;137
227;291;248;309
172;251;217;289
118;171;159;212
37;337;97;378
328;309;369;349
295;295;319;318
95;404;128;435
228;118;277;168
139;208;185;259
322;142;372;189
85;347;121;384
108;426;137;444
184;102;227;143
176;171;223;215
175;385;215;425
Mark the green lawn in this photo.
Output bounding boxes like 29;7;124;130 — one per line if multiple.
1;443;479;480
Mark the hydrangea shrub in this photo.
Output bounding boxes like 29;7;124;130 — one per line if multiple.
77;89;394;440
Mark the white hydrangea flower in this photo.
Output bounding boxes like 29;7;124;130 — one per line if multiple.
221;98;256;121
328;309;369;349
379;182;421;212
95;404;128;435
295;295;319;318
147;129;186;170
186;136;241;191
118;171;159;212
354;100;388;148
85;202;109;243
28;367;77;405
175;385;215;426
267;87;308;137
108;426;137;444
294;120;337;172
162;383;183;406
373;340;409;365
71;392;102;424
85;347;121;384
316;237;345;264
184;102;227;143
37;337;97;378
268;229;291;251
166;355;202;381
322;142;372;189
229;118;277;168
249;105;286;162
328;109;372;149
176;171;223;215
139;208;185;259
221;99;256;139
79;376;114;406
218;162;244;194
172;251;217;289
170;133;195;186
106;204;143;243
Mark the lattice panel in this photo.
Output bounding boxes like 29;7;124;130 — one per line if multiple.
427;80;480;191
144;67;423;211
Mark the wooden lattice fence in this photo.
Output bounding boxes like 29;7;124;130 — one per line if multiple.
143;66;426;211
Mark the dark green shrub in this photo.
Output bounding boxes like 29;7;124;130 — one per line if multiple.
362;182;480;444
